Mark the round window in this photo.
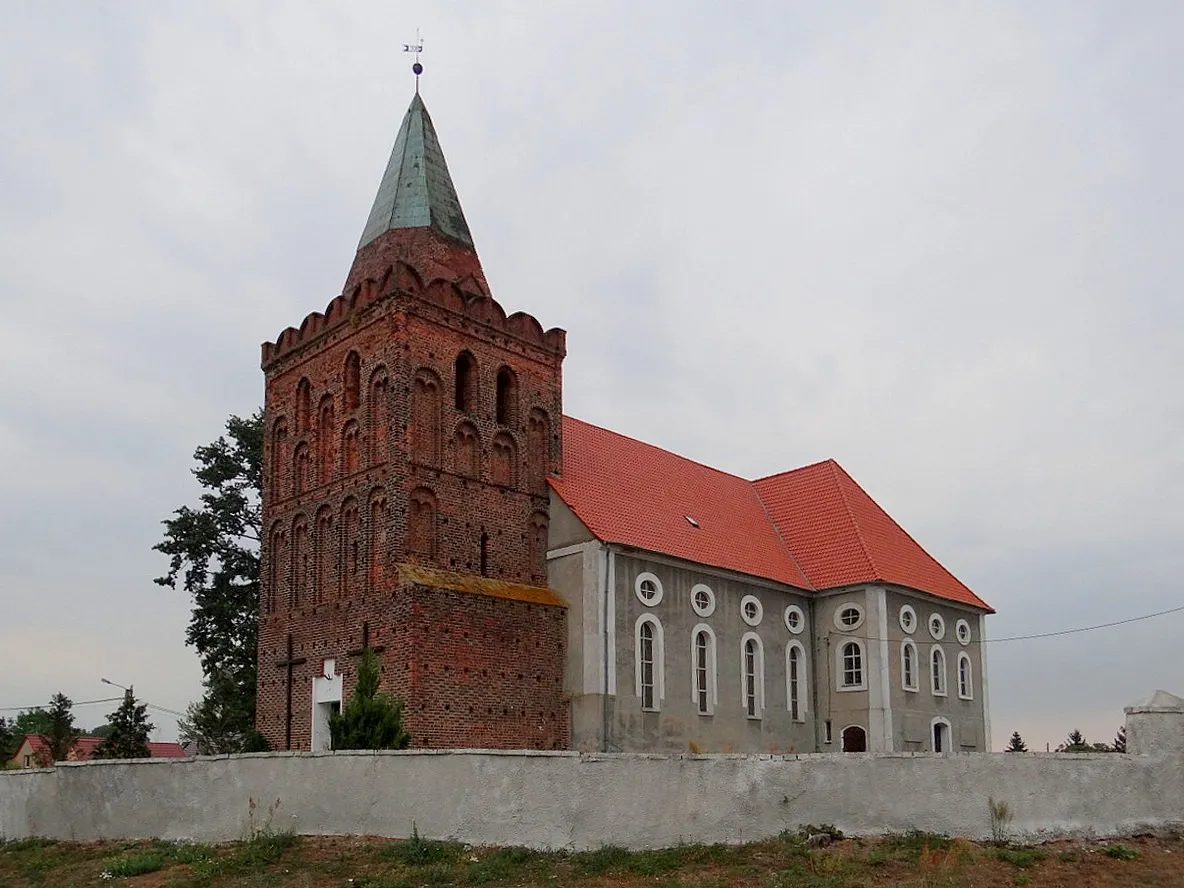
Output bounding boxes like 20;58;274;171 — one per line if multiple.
634;572;664;607
834;604;864;631
899;605;917;634
691;583;716;618
740;595;763;626
928;614;946;640
955;619;971;646
784;604;805;635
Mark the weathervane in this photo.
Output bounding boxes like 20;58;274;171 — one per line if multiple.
403;29;424;93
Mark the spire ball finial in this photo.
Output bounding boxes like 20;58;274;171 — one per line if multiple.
413;62;423;76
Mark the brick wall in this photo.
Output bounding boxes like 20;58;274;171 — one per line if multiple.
256;228;568;751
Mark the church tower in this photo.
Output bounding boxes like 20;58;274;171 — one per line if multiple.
256;91;569;752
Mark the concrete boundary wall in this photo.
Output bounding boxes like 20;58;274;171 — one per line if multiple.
2;748;1182;848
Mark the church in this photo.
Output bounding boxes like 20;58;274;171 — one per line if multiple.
255;87;994;757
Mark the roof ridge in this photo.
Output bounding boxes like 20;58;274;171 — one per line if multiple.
749;479;816;591
751;456;837;484
563;415;749;485
827;459;881;581
828;461;986;607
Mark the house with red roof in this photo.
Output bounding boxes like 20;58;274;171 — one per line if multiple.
253;84;992;757
548;417;993;755
7;734;187;768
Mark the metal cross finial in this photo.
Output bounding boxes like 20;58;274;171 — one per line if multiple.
403;29;424;93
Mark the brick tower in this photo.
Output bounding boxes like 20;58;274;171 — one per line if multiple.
256;92;569;751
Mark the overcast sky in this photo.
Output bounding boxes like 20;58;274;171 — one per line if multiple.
1;1;1181;751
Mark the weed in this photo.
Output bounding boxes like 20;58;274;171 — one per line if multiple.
102;850;166;877
355;876;414;888
378;824;464;867
1014;874;1032;886
420;861;458;886
572;844;633;875
1103;843;1139;860
1058;849;1082;862
225;831;298;871
882;829;953;860
988;796;1014;844
995;846;1045;868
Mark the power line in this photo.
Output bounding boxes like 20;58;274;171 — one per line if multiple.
986;604;1184;643
0;697;185;718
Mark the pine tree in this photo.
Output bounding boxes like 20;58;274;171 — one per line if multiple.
1113;725;1127;753
42;693;81;764
329;649;411;751
1005;731;1028;752
1056;729;1091;753
92;689;154;760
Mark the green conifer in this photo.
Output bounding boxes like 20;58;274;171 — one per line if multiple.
329;649;411;751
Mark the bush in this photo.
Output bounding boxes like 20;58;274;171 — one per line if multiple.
995;846;1045;868
102;850;165;877
1103;843;1138;860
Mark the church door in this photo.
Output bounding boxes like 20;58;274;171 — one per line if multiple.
841;725;867;752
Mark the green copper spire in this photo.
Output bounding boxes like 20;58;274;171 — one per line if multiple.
358;93;474;249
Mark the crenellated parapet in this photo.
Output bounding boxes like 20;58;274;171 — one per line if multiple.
261;258;566;369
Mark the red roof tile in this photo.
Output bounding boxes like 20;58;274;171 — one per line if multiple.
553;417;991;611
551;417;811;588
754;461;992;611
12;734;187;762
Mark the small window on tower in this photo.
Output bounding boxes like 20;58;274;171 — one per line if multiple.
495;366;517;425
455;352;477;414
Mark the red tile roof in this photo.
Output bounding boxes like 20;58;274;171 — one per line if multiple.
754;460;992;611
12;734;187;763
553;416;991;611
551;417;811;589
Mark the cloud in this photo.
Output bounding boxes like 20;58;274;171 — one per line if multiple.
0;1;1180;751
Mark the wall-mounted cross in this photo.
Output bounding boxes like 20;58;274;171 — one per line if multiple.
273;633;306;751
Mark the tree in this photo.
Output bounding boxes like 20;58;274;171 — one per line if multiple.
156;411;264;753
13;708;52;737
92;689;154;760
1056;729;1092;753
1114;725;1127;753
0;718;16;762
329;649;411;751
178;668;269;755
88;724;115;739
42;694;81;764
1005;731;1028;753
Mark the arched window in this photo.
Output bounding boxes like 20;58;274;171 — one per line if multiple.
407;487;437;560
901;640;918;692
368;368;389;465
957;653;973;700
690;624;717;715
454;351;477;414
343;351;361;411
740;632;764;718
341;420;359;475
411;369;442;466
490;432;517;487
270;417;288;503
369;491;388;590
786;642;807;721
293;443;310;496
527;408;550;491
453;421;480;478
634;614;664;711
931;646;947;696
495;366;517;425
266;523;286;613
291;515;309;609
315;507;333;604
340;498;359;598
295;378;311;433
838;641;865;690
317;396;335;483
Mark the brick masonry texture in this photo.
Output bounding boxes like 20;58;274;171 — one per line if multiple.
256;228;569;751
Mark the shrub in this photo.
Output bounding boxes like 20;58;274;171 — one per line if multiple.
1103;843;1138;860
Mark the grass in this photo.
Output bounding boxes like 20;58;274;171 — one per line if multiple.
0;830;1177;887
